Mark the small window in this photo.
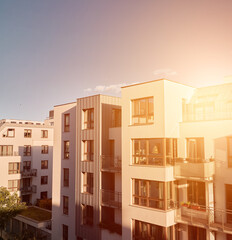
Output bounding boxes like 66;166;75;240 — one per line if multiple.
64;114;70;132
41;130;48;138
82;172;93;194
23;161;31;171
112;109;121;127
82;205;93;226
83;109;94;129
24;129;32;138
41;145;49;154
63;224;68;240
0;145;13;156
40;191;48;199
24;145;31;156
8;162;20;174
3;128;15;138
41;176;48;185
63;168;69;187
41;160;48;169
8;180;20;192
63;196;69;215
82;140;94;161
64;141;70;159
132;97;154;125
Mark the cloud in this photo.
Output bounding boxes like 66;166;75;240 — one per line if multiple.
153;68;177;77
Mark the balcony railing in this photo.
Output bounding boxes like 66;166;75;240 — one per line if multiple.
21;169;37;177
101;189;122;209
175;203;232;234
101;155;121;172
174;158;215;180
21;185;37;194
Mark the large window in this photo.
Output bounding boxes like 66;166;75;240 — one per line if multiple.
228;137;232;168
41;130;48;138
64;141;70;159
0;145;13;156
64;114;70;132
8;162;20;174
132;97;154;125
63;196;69;215
63;168;69;187
82;172;93;194
82;205;93;226
112;108;121;127
187;181;205;206
133;179;176;210
82;140;94;161
187;138;204;162
41;145;48;154
8;180;20;192
24;129;32;138
133;219;173;240
23;145;31;156
83;108;94;129
132;139;177;166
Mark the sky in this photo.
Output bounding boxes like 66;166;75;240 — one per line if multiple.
0;0;232;121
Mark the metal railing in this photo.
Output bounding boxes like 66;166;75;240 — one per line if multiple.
21;169;37;177
101;155;121;172
175;203;232;233
21;185;37;194
101;189;122;209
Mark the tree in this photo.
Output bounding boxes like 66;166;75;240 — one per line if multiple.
0;187;26;239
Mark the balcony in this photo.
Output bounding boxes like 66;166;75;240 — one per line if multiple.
21;185;37;194
175;204;232;234
101;155;121;172
21;169;37;177
101;189;122;209
174;158;215;180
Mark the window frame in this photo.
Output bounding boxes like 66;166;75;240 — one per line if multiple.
23;145;31;156
63;196;69;215
83;108;94;129
24;129;32;138
8;180;20;192
4;128;15;138
63;168;69;187
0;145;13;156
64;141;70;159
8;162;20;174
41;145;49;154
82;140;94;161
63;224;68;240
64;114;70;132
82;204;93;226
82;172;93;194
41;130;48;138
41;160;48;169
41;176;48;185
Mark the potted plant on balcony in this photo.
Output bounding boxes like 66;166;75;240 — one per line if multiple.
181;201;191;208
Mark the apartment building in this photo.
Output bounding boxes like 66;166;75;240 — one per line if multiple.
0;117;53;204
121;79;232;240
52;95;122;240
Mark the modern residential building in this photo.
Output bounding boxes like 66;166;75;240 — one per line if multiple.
0;117;53;204
52;95;122;240
121;79;232;240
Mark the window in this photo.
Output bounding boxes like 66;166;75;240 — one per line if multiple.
0;145;13;156
83;108;94;129
187;181;205;206
41;176;48;185
24;129;32;138
41;145;48;154
82;140;94;161
41;130;48;138
24;145;31;156
228;137;232;168
133;220;172;240
40;191;48;199
64;114;70;132
23;161;31;171
188;226;206;240
187;138;204;162
63;196;69;215
41;160;48;169
63;168;69;187
112;108;121;127
63;224;68;240
82;172;93;194
132;97;154;125
3;128;15;137
8;162;20;174
64;141;69;159
82;205;93;226
8;180;20;192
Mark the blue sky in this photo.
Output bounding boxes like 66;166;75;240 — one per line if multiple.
0;0;232;120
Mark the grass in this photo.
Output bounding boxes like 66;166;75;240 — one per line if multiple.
19;206;51;222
